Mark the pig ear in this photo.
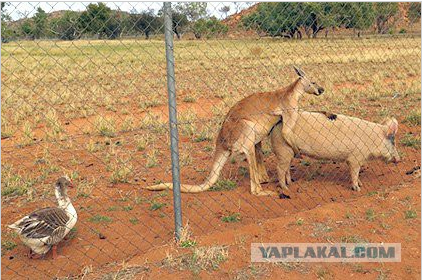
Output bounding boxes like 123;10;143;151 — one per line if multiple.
385;118;398;137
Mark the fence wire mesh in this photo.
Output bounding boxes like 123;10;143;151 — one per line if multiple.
1;2;421;279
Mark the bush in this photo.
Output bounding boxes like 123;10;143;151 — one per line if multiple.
192;17;228;39
408;2;421;23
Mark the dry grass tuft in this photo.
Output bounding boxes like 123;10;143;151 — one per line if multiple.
163;245;228;273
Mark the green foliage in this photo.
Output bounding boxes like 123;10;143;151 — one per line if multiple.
221;212;241;223
89;214;113;223
192;17;228;39
210;179;237;191
33;7;48;39
2;2;407;41
243;2;398;38
130;11;162;39
408;2;421;23
373;2;399;34
1;22;14;42
405;210;417;219
404;110;421;126
400;133;421;149
172;11;189;39
1;2;13;42
180;240;197;248
175;2;208;22
149;201;166;211
1;240;17;253
242;3;303;37
341;3;375;31
20;20;33;38
51;11;80;40
78;3;122;39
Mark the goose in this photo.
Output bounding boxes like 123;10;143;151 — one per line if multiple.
8;176;77;259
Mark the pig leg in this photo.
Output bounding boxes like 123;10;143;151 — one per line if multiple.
285;167;292;186
270;125;294;190
275;148;294;190
347;159;362;191
279;111;300;156
255;142;270;183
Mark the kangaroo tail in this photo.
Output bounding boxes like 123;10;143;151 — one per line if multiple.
145;148;230;193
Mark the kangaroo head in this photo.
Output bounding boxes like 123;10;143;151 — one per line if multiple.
293;66;324;96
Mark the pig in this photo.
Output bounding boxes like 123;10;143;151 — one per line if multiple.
269;111;400;191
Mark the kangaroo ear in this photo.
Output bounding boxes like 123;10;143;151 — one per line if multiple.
385;118;398;137
293;66;306;77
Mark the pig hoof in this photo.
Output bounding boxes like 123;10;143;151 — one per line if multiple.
258;175;270;184
352;185;361;192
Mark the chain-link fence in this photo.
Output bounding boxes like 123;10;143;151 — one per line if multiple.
1;2;421;279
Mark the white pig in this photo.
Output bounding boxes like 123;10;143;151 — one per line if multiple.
270;111;400;191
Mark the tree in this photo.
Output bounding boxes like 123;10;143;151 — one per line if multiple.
78;3;112;38
192;16;228;39
242;3;380;38
33;7;48;39
373;2;399;34
130;11;161;39
242;3;303;38
219;5;230;18
175;2;208;22
172;11;189;39
20;20;33;39
51;11;80;40
340;3;374;37
408;2;421;24
1;2;14;42
104;11;124;39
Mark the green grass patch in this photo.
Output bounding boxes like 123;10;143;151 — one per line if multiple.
129;217;139;225
89;215;113;223
221;212;241;223
149;202;166;211
296;218;304;225
340;235;368;243
210;179;237;191
1;240;17;252
180;240;197;248
1;170;35;197
123;205;133;211
367;191;378;197
405;210;417;219
365;209;376;221
404;110;421;126
400;133;421;149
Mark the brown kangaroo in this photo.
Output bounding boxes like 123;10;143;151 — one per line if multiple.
146;66;324;196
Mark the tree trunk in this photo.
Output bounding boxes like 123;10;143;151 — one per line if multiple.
174;28;181;39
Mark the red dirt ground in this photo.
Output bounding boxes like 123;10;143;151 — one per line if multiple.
1;77;420;279
115;179;420;280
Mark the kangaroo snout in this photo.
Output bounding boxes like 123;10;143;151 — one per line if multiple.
317;87;325;95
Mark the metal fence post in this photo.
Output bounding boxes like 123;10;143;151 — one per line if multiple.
163;2;182;240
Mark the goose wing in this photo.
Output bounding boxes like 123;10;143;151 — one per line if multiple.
16;207;70;243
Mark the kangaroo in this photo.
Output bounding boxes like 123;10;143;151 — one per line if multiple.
269;111;400;191
146;67;324;196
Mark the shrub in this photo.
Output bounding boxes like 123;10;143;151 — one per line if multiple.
192;17;228;39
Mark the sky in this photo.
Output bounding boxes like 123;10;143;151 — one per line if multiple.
3;2;255;21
